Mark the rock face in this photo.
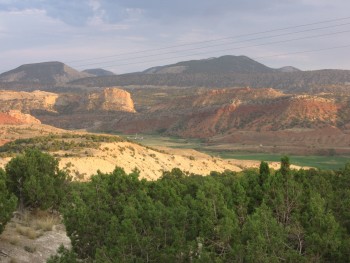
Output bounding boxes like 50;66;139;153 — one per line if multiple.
85;88;136;112
0;112;23;125
0;87;136;115
0;90;59;113
82;86;346;139
7;110;41;124
0;110;41;125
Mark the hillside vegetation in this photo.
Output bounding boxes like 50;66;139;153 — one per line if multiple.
0;149;350;262
0;127;244;180
69;70;350;94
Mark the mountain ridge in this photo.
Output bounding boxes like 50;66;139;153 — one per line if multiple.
0;61;92;85
83;68;115;76
3;56;350;95
143;55;276;74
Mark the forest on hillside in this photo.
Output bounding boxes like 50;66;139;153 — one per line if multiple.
1;150;350;262
69;70;350;93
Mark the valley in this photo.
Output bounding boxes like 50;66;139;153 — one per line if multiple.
117;133;349;170
2;2;350;261
1;85;348;158
0;53;350;263
0;55;350;166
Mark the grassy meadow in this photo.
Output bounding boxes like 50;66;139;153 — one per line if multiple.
118;133;349;170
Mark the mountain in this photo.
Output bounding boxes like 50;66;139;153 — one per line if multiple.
0;61;91;85
3;56;349;95
69;55;350;94
276;66;301;73
70;69;350;94
143;55;274;74
83;68;115;76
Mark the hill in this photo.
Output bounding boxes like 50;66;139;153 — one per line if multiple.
0;111;41;125
0;61;91;85
70;64;350;95
0;125;244;180
33;86;350;155
83;68;115;76
143;55;274;74
0;110;41;125
0;85;344;156
1;56;349;94
276;66;301;73
1;56;350;156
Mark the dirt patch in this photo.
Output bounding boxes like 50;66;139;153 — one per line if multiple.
0;211;70;263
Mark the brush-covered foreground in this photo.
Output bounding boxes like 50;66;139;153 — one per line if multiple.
1;150;350;262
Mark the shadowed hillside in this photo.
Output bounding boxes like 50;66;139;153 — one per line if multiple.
0;61;91;85
83;68;115;76
70;70;350;94
144;55;275;74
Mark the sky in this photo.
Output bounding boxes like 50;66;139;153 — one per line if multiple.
1;0;350;74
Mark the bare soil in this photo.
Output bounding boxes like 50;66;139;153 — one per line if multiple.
0;211;70;263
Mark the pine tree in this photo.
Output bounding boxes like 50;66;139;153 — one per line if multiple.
0;168;17;234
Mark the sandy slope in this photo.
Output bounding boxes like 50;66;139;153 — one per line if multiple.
0;124;308;181
59;141;242;180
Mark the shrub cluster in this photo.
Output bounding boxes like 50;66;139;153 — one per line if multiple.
56;160;350;262
0;133;125;156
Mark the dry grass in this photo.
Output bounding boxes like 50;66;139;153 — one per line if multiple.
1;235;20;245
15;224;41;239
0;208;71;262
13;209;61;239
33;216;60;231
8;236;20;245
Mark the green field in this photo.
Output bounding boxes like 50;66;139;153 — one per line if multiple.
204;152;349;170
118;133;350;170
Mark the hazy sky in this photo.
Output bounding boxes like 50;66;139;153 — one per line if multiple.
1;0;350;74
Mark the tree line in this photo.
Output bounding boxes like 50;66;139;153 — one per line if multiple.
0;149;349;262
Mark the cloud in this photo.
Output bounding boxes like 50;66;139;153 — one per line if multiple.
1;0;350;73
0;0;93;26
0;0;294;26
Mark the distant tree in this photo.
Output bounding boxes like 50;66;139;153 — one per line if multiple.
240;168;264;213
5;149;68;210
280;156;290;176
259;161;270;186
162;167;187;179
0;168;17;234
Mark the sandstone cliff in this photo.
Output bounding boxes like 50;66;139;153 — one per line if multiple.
0;110;41;125
7;110;41;124
0;87;136;115
85;87;136;112
0;90;58;113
